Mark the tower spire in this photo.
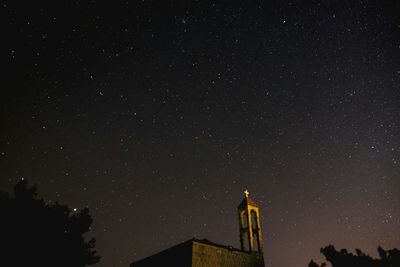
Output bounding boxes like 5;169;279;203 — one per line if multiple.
237;191;263;253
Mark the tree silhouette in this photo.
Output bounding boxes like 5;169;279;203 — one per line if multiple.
309;245;400;267
0;179;100;267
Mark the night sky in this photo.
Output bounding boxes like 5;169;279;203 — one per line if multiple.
1;1;400;267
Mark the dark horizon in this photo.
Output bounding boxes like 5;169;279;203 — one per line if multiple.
2;1;400;267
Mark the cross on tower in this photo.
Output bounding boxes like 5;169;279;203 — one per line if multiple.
244;189;249;198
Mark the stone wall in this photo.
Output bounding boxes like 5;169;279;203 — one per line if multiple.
130;238;265;267
192;240;264;267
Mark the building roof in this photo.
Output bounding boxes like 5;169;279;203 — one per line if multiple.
237;196;258;209
191;238;245;253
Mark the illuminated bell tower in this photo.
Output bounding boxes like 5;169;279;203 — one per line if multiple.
238;190;263;253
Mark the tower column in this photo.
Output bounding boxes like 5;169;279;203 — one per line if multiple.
237;190;263;253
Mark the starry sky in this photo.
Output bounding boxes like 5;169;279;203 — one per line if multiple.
1;1;400;267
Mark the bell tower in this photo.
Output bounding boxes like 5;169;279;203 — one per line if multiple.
238;190;263;253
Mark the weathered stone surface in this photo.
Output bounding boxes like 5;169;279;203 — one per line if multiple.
192;239;264;267
130;238;264;267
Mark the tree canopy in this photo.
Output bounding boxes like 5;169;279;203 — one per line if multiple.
0;179;100;267
309;245;400;267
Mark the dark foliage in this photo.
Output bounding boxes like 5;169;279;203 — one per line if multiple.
0;180;100;267
309;245;400;267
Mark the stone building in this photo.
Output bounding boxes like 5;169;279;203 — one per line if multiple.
130;191;265;267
